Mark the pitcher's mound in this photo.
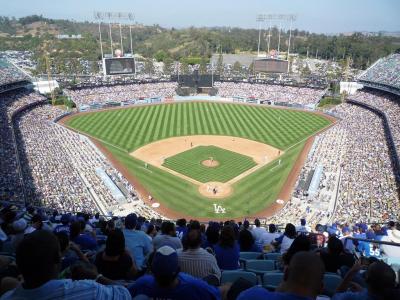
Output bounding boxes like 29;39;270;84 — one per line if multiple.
198;182;232;198
201;159;219;167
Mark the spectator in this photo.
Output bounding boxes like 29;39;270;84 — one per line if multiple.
319;236;355;273
128;245;222;299
176;218;187;240
69;221;97;251
24;214;43;235
282;235;311;267
237;251;325;299
259;224;280;253
274;223;297;254
296;218;311;234
238;229;261;252
153;221;183;251
95;229;137;280
53;214;71;235
177;229;221;281
333;261;398;300
56;232;89;271
251;219;265;242
214;225;240;270
123;213;152;271
0;230;130;299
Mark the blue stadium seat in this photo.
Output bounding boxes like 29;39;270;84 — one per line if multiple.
245;259;276;275
221;270;258;285
323;273;342;296
262;272;284;290
264;252;281;261
239;251;263;268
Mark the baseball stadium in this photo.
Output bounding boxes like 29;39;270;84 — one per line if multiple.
0;2;400;299
63;101;333;219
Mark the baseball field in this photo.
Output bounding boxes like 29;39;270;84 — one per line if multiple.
65;101;332;219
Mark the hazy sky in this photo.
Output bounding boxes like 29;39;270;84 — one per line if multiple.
2;0;400;33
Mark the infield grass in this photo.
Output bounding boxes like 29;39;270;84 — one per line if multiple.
66;102;332;218
163;145;257;183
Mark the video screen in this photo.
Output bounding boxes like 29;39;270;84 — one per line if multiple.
104;58;135;75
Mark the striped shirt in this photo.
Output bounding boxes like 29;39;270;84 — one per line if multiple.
177;248;221;280
0;279;131;300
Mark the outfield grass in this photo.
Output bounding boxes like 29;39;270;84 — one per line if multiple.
66;102;331;218
163;145;257;183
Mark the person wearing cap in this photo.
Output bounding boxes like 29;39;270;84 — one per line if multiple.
123;213;152;271
24;214;43;235
339;226;355;252
128;245;222;299
54;214;71;235
296;218;311;234
4;218;27;252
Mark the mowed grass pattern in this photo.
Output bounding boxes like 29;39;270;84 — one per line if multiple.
67;102;331;152
66;102;332;218
163;146;257;183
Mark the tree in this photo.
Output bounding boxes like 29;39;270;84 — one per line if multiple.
144;59;155;75
154;50;168;62
233;61;242;73
163;57;173;75
217;53;224;75
180;61;189;75
199;56;207;74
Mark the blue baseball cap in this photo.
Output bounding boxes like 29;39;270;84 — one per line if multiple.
151;246;179;277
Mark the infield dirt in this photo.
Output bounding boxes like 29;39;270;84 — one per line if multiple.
130;135;282;197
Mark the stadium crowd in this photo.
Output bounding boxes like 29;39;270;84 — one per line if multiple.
0;205;398;299
65;82;177;107
358;54;400;90
0;59;30;88
214;82;325;106
267;100;400;227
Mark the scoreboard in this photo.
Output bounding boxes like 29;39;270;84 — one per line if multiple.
102;57;135;75
254;58;288;73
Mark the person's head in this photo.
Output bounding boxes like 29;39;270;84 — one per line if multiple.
283;251;325;298
243;220;250;230
161;221;176;236
206;223;220;245
60;214;70;226
219;225;235;248
327;236;344;255
254;219;261;228
269;223;277;233
69;221;82;239
188;220;201;231
238;229;255;251
284;223;297;239
300;218;306;226
365;261;396;296
105;228;125;257
31;214;43;229
146;224;156;236
283;235;311;265
16;230;61;289
152;246;180;288
124;213;138;230
176;218;186;228
55;232;70;253
186;229;202;249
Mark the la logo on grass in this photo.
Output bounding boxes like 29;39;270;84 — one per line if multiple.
213;203;226;214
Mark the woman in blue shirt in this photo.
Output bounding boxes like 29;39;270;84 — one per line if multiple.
214;225;240;270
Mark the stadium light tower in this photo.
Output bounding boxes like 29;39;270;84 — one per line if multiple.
94;11;135;58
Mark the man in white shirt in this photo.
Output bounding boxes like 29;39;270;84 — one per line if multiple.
259;224;280;253
251;219;266;242
296;218;311;234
